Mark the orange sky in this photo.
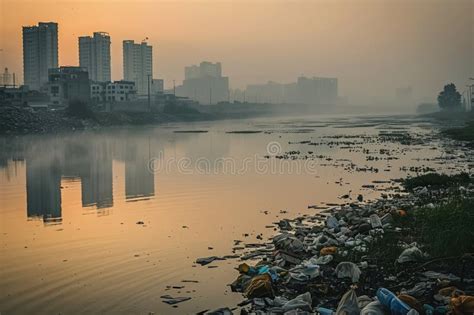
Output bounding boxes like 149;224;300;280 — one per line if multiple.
0;0;472;104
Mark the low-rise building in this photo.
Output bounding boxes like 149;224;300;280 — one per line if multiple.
105;81;137;102
90;80;137;104
48;66;90;107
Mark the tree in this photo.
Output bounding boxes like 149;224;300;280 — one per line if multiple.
437;83;461;111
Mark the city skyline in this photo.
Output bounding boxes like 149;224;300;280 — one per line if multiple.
1;0;472;105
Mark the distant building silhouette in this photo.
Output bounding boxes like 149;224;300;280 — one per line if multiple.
22;22;58;91
1;68;13;86
26;156;62;224
296;76;338;105
177;61;229;105
48;66;90;107
243;76;338;105
123;40;153;96
79;32;111;82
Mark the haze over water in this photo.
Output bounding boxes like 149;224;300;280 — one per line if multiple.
0;115;470;314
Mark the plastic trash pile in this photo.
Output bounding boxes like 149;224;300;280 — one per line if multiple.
223;184;474;315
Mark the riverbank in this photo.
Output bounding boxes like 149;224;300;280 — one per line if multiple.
202;172;473;314
0;104;220;135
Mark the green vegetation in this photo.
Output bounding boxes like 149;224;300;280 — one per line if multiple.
404;172;471;191
437;83;462;111
67;99;95;119
443;121;474;142
415;197;474;257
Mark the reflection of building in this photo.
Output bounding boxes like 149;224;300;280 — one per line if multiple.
123;40;153;96
177;61;229;105
80;143;113;209
48;66;91;106
79;32;111;82
125;142;154;200
62;140;114;210
22;22;59;91
26;157;62;224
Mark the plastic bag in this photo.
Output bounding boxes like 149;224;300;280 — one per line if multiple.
360;301;386;315
397;246;424;263
336;262;362;283
282;292;313;312
336;288;360;315
450;295;474;315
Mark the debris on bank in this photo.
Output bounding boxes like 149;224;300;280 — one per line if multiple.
201;176;474;314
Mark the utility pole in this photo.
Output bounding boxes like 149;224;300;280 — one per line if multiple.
173;80;176;96
209;87;212;105
147;74;151;112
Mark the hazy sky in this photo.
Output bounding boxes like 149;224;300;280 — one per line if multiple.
0;0;472;105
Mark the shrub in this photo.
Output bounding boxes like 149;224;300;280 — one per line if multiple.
67;99;94;119
415;197;474;257
443;122;474;142
404;172;471;191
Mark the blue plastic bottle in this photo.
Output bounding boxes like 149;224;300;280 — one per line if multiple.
376;288;412;315
316;307;334;315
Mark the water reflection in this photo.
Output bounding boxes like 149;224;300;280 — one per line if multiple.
26;156;62;225
124;139;155;201
1;133;158;225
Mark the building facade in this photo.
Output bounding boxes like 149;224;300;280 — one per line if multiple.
79;32;111;82
123;40;152;96
105;81;137;102
22;22;59;91
91;81;137;103
48;67;90;107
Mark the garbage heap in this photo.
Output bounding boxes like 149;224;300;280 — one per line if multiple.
229;185;474;315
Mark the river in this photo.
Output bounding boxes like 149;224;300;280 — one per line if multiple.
0;114;470;314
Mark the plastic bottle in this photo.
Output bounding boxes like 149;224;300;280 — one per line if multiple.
376;288;412;315
316;307;334;315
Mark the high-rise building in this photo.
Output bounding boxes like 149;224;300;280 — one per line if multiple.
79;32;111;82
123;40;152;95
22;22;58;91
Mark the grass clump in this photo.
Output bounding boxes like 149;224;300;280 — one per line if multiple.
404;172;471;191
415;197;474;257
443;121;474;142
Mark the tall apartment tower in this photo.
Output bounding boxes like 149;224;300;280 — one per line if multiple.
22;22;58;90
79;32;111;82
123;40;152;95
